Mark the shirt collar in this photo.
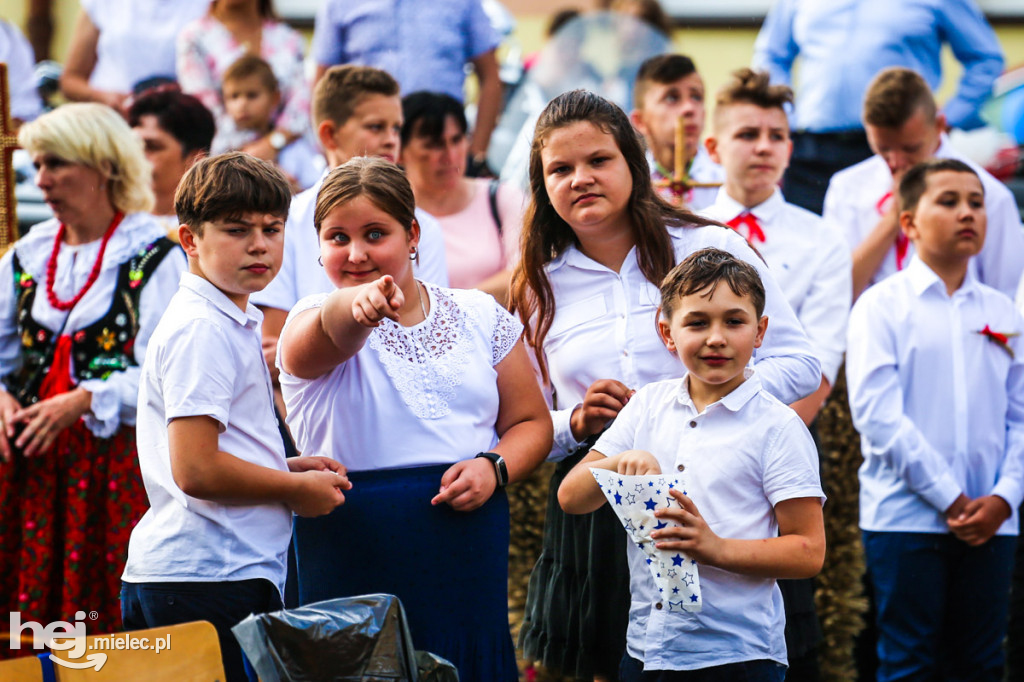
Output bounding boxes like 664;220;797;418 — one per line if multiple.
710;188;784;224
676;366;760;413
179;272;262;328
905;255;979;299
549;242;637;274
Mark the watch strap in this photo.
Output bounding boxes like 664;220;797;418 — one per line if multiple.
475;451;508;487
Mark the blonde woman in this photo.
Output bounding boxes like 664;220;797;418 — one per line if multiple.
0;103;186;637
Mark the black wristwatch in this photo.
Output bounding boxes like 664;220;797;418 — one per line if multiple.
475;451;508;487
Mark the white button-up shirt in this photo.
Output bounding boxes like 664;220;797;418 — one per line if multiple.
823;134;1024;298
702;189;852;385
847;256;1024;534
544;223;821;460
124;274;292;596
593;370;824;671
251;171;449;313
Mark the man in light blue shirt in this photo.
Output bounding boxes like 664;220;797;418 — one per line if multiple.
310;0;502;171
752;0;1003;215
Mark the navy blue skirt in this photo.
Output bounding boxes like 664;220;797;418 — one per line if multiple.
293;463;517;682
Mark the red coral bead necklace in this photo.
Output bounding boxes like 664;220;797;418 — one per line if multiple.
45;212;124;311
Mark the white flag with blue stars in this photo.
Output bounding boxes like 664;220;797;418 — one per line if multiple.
591;468;702;612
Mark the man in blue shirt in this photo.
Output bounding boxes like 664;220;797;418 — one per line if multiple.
752;0;1003;215
310;0;503;174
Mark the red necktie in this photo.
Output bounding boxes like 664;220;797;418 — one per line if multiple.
726;212;766;244
877;191;909;270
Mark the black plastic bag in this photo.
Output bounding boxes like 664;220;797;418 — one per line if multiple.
233;593;451;682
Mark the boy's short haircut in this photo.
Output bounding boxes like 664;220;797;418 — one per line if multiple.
863;67;937;129
128;88;216;158
175;152;292;234
312;65;400;130
633;54;697;110
713;68;793;129
660;247;766;320
222;55;279;94
898;158;982;214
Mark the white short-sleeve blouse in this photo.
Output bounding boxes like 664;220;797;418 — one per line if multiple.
279;283;523;472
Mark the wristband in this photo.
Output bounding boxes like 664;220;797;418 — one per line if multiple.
475;451;508;487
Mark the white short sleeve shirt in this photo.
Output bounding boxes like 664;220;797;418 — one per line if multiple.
278;284;523;471
593;370;824;671
544;224;821;460
124;274;292;595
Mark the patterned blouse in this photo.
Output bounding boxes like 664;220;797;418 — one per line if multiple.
176;13;311;153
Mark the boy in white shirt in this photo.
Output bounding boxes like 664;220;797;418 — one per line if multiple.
702;67;851;427
630;54;724;211
846;158;1024;682
121;153;349;682
559;247;825;681
823;67;1024;300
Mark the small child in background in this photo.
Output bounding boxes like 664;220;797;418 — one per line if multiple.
121;153;348;682
559;247;825;682
630;54;724;211
222;55;324;190
846;158;1024;682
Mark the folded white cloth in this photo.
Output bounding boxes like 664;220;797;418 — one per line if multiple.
591;468;702;612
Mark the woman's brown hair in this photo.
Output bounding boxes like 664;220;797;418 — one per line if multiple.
314;156;416;236
509;89;718;380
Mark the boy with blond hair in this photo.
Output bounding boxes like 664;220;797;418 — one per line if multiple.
702;68;851;426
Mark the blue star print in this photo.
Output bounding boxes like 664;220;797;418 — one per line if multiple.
672;554;684;566
614;491;622;505
644;498;658;511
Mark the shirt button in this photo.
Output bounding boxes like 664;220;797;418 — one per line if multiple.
655;602;663;610
689;420;697;428
677;464;685;472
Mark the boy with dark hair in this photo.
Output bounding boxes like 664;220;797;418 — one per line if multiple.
559;246;825;681
847;157;1024;682
121;152;349;682
823;67;1024;299
630;54;724;210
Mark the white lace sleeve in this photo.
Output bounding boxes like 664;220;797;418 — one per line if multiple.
490;302;523;366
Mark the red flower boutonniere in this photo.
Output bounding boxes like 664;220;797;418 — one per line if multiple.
978;325;1019;359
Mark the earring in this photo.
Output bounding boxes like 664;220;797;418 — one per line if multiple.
318;256;323;267
409;246;419;260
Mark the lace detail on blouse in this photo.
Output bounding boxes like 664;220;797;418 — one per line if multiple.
491;305;522;365
368;287;479;420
